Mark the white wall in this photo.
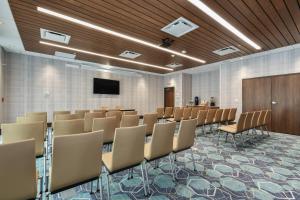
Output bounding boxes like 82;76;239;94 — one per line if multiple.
164;73;182;106
4;52;164;122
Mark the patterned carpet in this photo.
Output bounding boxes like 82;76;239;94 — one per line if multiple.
33;127;300;200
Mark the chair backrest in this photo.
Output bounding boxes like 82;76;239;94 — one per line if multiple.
173;107;184;121
257;110;267;126
93;109;106;113
1;122;44;157
0;139;37;199
18;114;47;137
264;110;272;125
197;110;208;126
110;125;146;172
106;111;122;127
75;110;90;118
156;107;164;118
50;131;103;193
236;113;248;132
205;109;217;124
190;107;200;119
53;111;71;121
55;113;81;121
143;113;158;135
251;111;261;128
100;106;108;111
228;108;237;121
213;109;223;123
182;107;192;120
164;107;173;118
174;119;197;151
92;117;118;144
26;112;47;124
120;115;139;127
221;108;230;122
147;122;176;159
244;112;254;130
53;119;84;136
115;106;122;110
84;112;106;132
123;111;138;115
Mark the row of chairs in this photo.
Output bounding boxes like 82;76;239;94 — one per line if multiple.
0;117;198;199
218;110;271;148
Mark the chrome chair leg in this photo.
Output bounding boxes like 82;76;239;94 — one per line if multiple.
144;162;150;194
231;134;237;149
169;154;175;181
106;173;111;200
217;130;221;146
140;163;148;196
90;180;93;194
190;149;196;171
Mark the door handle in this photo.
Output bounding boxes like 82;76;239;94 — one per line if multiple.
272;101;278;105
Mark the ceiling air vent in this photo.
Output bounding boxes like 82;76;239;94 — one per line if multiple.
40;28;71;44
166;63;183;68
119;50;141;59
161;17;199;37
55;51;76;59
213;46;240;56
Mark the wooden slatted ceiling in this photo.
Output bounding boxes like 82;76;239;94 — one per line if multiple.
8;0;300;74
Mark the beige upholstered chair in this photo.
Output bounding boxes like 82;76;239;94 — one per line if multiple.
123;111;138;115
218;113;247;148
182;107;192;120
164;107;173;119
168;107;183;122
257;110;267;127
75;110;90;118
263;110;272;136
190;107;200;119
26;112;48;126
48;131;103;198
106;110;122;127
93;109;106;113
93;117;118;145
143;113;158;136
102;125;147;198
156;107;164;119
54;113;81;121
53;111;71;121
17;114;47;139
197;110;208;134
221;108;230;124
172;119;198;172
228;108;237;123
53;119;84;136
213;109;223;124
251;111;261;129
204;109;217;133
115;106;122;110
0;139;38;200
120;115;139;127
244;112;254;131
1;122;44;157
84;112;106;132
100;106;108;111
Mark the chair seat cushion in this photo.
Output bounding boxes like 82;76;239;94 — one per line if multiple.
218;125;237;133
173;136;179;152
102;152;113;172
144;143;151;160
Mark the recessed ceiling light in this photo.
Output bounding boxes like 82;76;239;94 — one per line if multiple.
188;0;261;50
181;50;187;54
39;41;173;71
171;54;175;57
37;7;206;64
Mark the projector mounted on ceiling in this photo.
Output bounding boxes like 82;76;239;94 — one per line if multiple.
160;38;174;48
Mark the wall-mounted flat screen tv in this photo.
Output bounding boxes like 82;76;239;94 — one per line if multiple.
93;78;120;95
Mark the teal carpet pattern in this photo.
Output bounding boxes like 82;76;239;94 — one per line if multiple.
37;129;300;199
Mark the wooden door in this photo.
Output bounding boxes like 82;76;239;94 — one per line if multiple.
164;87;174;107
271;74;300;135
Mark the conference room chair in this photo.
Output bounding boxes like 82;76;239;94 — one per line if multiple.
144;122;176;192
102;125;148;199
16;114;47;139
53;119;84;136
213;109;223;124
163;107;173;119
53;111;71;122
182;107;192;120
54;113;81;121
242;112;254;142
93;109;106;113
172;119;198;176
196;110;208;134
100;106;108;110
0;139;41;200
143;113;158;136
106;110;122;127
203;109;217;134
120;115;139;127
75;109;90;118
256;110;267;136
250;111;261;135
46;131;103;199
26;112;48;125
190;107;200;119
217;113;247;149
168;107;183;122
156;107;164;120
123;111;138;115
92;117;118;148
84;112;106;132
228;108;237;124
220;108;230;124
262;110;272;136
115;106;122;110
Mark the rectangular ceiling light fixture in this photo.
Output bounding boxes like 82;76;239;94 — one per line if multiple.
37;7;206;64
188;0;261;50
40;41;173;71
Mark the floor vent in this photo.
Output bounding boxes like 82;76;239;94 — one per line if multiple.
55;51;76;59
166;63;183;68
213;46;240;56
161;17;199;37
40;28;71;44
119;50;141;59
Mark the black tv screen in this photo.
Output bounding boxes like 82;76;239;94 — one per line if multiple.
93;78;120;95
